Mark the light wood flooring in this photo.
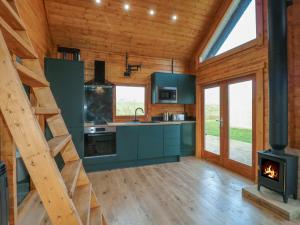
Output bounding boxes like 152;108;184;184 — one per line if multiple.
88;157;300;225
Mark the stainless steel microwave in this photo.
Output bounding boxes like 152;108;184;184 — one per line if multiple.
158;87;177;104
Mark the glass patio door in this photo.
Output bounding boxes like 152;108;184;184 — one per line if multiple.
228;80;253;166
203;85;223;163
202;77;255;179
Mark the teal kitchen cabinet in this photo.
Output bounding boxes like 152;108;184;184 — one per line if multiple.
45;58;84;128
138;125;164;159
164;125;180;156
152;72;178;87
151;72;195;104
181;123;196;156
45;58;84;155
116;126;138;161
177;75;195;104
151;72;177;104
84;124;180;171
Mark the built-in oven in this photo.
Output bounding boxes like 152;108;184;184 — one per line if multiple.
84;126;116;157
158;87;177;104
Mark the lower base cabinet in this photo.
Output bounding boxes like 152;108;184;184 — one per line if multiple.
138;126;164;159
181;123;196;156
164;125;181;156
84;125;181;172
116;126;139;161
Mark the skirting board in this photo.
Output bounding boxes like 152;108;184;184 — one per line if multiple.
242;185;300;220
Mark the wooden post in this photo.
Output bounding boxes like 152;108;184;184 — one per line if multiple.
0;113;17;225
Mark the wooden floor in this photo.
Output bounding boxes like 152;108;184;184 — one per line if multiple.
88;157;300;225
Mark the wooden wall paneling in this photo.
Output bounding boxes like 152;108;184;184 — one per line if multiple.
288;1;300;148
195;83;202;158
0;113;17;225
255;69;265;151
15;0;54;65
184;105;196;118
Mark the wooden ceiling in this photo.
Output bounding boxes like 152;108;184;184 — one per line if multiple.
44;0;223;61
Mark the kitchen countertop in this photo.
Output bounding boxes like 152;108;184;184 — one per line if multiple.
106;121;196;127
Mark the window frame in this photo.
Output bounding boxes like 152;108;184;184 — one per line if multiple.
198;0;263;66
113;84;148;121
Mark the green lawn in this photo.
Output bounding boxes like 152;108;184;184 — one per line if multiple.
205;120;252;143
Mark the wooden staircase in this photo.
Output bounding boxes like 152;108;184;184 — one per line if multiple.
0;0;107;224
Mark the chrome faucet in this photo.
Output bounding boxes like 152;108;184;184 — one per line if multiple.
134;107;144;122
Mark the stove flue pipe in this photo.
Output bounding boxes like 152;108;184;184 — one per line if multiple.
268;0;292;153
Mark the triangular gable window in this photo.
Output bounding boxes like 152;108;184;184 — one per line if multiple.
200;0;256;62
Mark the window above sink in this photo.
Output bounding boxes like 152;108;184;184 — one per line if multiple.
115;85;147;117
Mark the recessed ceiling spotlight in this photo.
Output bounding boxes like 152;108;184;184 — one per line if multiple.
172;14;178;21
124;3;130;11
95;0;101;4
149;9;155;16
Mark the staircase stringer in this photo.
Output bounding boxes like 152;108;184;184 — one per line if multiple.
0;30;83;225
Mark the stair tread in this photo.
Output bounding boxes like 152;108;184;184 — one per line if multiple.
0;17;37;58
0;0;26;30
33;107;60;115
61;159;82;197
90;207;103;225
17;190;47;225
32;87;60;114
15;62;49;87
73;184;92;225
48;134;71;157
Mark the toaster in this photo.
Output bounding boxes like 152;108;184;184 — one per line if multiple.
171;113;185;121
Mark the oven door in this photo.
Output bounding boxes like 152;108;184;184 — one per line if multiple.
158;87;177;103
84;132;116;157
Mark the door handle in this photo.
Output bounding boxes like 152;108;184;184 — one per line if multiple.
215;118;223;128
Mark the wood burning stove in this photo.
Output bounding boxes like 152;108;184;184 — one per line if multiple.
258;151;298;203
258;0;298;203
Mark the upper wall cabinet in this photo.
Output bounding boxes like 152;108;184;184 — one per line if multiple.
151;72;195;104
177;75;195;104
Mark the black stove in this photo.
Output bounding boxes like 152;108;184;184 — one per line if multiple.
258;150;298;203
